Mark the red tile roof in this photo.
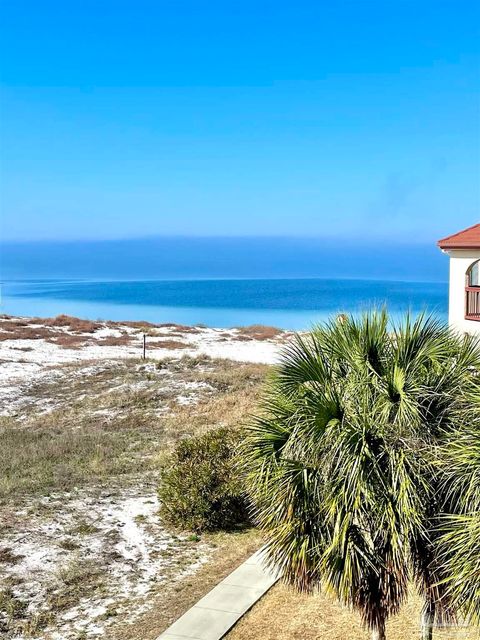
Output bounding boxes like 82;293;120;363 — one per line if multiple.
438;223;480;249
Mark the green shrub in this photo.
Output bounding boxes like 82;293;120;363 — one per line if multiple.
158;428;249;532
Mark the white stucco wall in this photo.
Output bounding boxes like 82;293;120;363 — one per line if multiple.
444;249;480;334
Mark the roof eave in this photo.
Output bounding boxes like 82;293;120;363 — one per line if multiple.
437;244;480;250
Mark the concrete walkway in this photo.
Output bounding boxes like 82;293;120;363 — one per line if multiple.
156;549;279;640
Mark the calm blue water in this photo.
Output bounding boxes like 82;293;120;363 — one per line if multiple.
1;238;449;329
1;278;448;330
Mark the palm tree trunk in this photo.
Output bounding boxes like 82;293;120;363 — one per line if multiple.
420;600;435;640
371;618;386;640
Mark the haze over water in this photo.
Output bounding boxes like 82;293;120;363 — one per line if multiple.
1;238;448;329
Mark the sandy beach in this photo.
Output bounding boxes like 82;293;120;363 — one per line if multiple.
0;314;287;639
0;314;286;390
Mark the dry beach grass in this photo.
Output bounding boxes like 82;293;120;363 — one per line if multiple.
0;350;268;639
235;324;285;340
0;355;268;499
227;584;480;639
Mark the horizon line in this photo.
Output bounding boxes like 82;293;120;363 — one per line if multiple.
1;234;440;246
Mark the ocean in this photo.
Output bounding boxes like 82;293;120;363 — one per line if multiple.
1;238;449;330
1;278;447;330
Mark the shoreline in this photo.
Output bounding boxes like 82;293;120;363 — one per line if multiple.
0;314;287;393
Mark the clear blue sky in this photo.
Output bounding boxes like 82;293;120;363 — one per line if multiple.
1;0;479;243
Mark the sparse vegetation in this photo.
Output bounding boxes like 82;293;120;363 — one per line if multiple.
236;324;284;340
50;556;106;612
96;333;133;346
158;323;201;333
31;314;101;333
0;585;53;638
147;339;190;349
67;520;100;536
0;323;59;341
47;333;92;349
0;352;268;638
0;417;147;499
0;315;101;341
0;356;268;502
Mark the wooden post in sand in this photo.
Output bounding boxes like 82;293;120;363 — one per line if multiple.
143;334;146;359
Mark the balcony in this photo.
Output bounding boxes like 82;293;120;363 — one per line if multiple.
465;286;480;321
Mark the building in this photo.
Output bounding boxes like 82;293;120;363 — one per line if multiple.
438;223;480;334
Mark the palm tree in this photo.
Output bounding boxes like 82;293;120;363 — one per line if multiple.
408;326;480;640
242;311;480;640
438;420;480;626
